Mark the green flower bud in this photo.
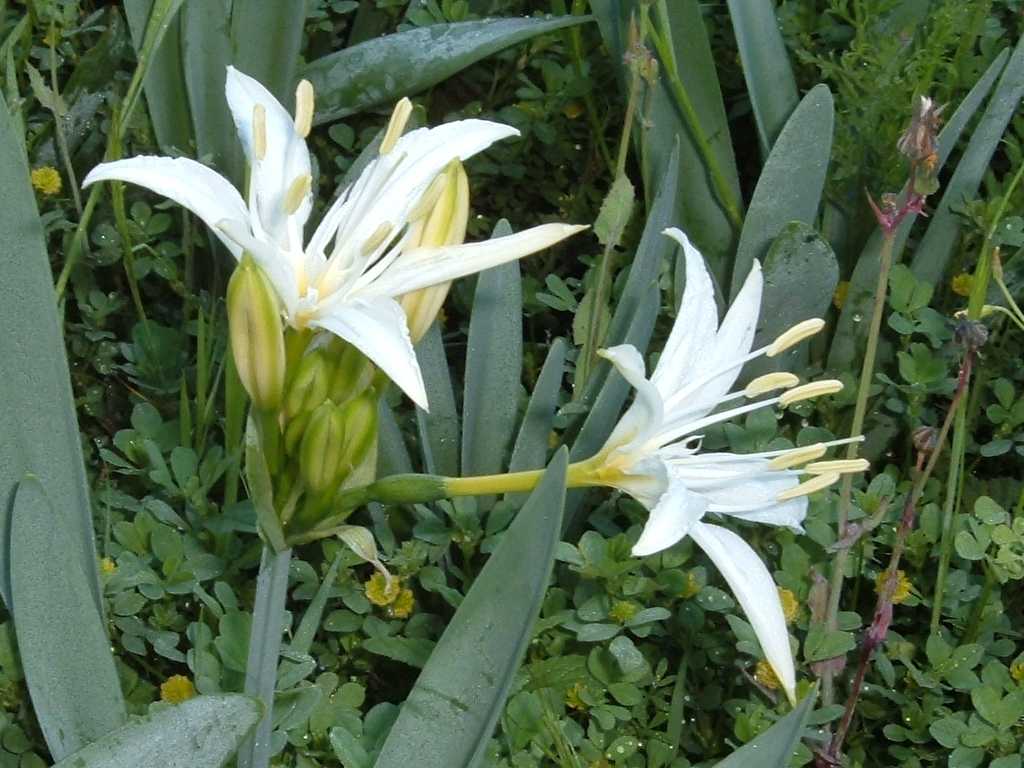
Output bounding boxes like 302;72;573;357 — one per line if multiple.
330;344;376;404
227;256;286;410
339;395;378;475
285;349;330;419
283;410;311;456
299;402;346;493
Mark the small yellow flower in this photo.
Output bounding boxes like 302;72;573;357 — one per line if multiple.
754;660;781;691
388;588;415;619
99;557;116;576
365;572;401;606
565;681;587;711
876;570;913;604
778;587;800;624
563;101;584;119
832;281;850;310
951;273;973;297
160;675;196;704
1010;659;1024;683
680;571;701;599
608;600;639;625
30;166;61;196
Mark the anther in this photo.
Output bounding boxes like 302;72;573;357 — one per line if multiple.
283;174;311;215
745;372;799;397
767;319;826;357
804;458;870;475
776;472;841;502
253;104;267;161
380;98;413;155
768;444;827;470
779;379;843;407
294;80;315;138
361;222;393;256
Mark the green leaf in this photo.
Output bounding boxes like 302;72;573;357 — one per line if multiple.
507;339;566;486
372;450;568;768
363;637;436;668
804;627;856;663
10;477;126;760
910;36;1024;286
593;174;635;248
726;0;799;155
51;695;261;768
0;93;104;614
290;553;344;655
710;690;816;767
243;417;287;553
461;221;522;492
377;401;414;476
230;0;306;106
303;16;590;125
415;323;460;477
730;84;834;299
828;47;1010;372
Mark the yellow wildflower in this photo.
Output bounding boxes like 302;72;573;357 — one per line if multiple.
832;281;850;310
951;273;973;297
609;600;639;625
388;588;415;619
99;557;116;576
160;675;196;704
565;681;587;711
876;570;913;604
1010;659;1024;683
563;101;584;119
754;660;781;691
365;572;401;606
680;571;701;599
778;587;800;624
30;166;61;196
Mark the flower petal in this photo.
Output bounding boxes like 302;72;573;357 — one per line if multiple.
631;475;707;556
652;228;718;398
355;224;586;298
225;66;312;243
309;297;427;410
689;521;796;703
82;156;247;258
597;344;663;455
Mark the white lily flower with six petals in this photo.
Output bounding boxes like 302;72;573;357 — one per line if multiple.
83;67;584;411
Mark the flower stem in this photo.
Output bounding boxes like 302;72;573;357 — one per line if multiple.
238;545;292;768
821;229;896;706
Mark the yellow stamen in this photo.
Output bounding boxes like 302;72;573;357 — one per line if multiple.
294;79;315;138
767;443;827;470
253;104;267;161
283;174;312;215
767;318;826;357
776;472;841;502
779;379;843;407
380;97;413;155
408;166;453;222
361;222;394;256
804;458;870;475
745;372;799;397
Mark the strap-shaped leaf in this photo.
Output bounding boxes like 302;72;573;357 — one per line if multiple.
377;401;415;476
461;221;522;489
828;47;1010;372
415;323;460;477
10;477;126;760
51;695;261;768
0;93;103;614
372;449;568;768
726;0;800;155
230;0;306;105
730;84;834;300
710;692;816;767
508;338;566;475
303;16;590;125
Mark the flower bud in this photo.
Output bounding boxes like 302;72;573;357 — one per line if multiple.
285;349;330;419
339;395;379;476
227;256;286;410
299;402;346;493
399;161;469;342
330;343;376;404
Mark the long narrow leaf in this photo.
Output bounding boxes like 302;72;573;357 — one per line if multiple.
10;477;126;760
0;93;102;614
507;338;566;476
415;323;460;477
230;0;306;105
372;449;568;768
726;0;800;155
51;695;261;768
303;16;590;125
710;692;816;767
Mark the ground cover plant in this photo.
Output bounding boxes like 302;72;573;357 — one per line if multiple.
1;1;1024;767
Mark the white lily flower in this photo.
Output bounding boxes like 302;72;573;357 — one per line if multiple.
83;66;584;410
590;227;864;704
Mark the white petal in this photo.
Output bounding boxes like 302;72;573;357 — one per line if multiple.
631;476;707;556
309;297;427;410
225;66;312;243
703;261;763;397
83;156;247;258
597;344;663;455
689;522;796;703
652;228;718;398
357;224;586;298
217;219;300;320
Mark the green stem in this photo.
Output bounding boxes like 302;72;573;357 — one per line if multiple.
961;562;996;645
644;8;743;230
821;230;896;706
238;545;292;768
566;0;613;174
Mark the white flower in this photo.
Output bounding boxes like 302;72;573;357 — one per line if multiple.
590;227;865;703
83;67;584;411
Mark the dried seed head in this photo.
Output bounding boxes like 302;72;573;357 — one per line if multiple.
897;95;944;163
